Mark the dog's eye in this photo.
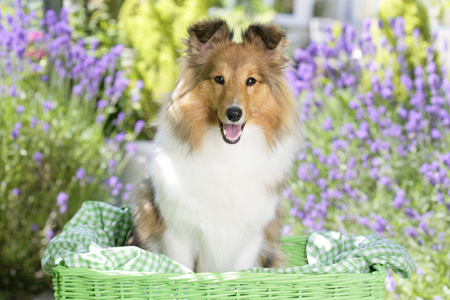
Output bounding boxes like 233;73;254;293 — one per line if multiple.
214;76;224;84
246;77;256;86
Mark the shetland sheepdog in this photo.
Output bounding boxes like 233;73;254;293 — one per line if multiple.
132;19;302;273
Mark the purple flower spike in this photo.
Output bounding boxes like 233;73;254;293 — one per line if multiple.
393;16;405;38
393;189;406;209
108;176;119;188
31;224;39;232
16;105;24;114
9;85;18;97
322;118;333;131
43;123;50;133
281;224;291;237
59;203;68;214
30;117;38;128
135;80;144;90
385;272;397;292
430;128;441;140
42;100;53;112
33;151;43;166
76;168;86;180
359;217;369;227
11;188;20;196
57;192;69;207
126;143;137;156
46;229;55;242
97;100;108;110
117;112;126;123
374;215;387;233
96;114;105;124
131;94;141;103
114;131;126;143
134;120;145;134
404;226;418;239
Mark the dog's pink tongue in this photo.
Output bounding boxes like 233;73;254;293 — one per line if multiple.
223;124;241;140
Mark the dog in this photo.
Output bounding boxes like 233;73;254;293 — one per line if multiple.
131;19;302;273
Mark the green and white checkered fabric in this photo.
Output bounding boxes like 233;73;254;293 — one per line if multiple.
41;201;192;275
244;230;415;279
42;201;415;279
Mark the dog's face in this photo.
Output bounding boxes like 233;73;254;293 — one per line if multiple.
168;20;294;149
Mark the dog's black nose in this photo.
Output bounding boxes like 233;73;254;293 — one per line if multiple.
226;106;242;122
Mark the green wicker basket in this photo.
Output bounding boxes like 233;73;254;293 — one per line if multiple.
52;236;386;299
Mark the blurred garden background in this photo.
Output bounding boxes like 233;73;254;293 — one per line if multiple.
0;0;449;299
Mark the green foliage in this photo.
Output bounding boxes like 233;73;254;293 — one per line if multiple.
380;0;431;70
68;0;121;58
118;0;214;128
0;75;119;294
373;0;436;103
0;4;136;296
208;0;275;40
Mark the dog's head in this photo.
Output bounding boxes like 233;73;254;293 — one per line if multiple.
167;19;297;149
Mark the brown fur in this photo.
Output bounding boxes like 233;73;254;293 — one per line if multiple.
131;177;166;251
258;204;287;268
134;19;301;270
158;19;300;151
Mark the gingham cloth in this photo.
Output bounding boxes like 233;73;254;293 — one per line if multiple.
42;201;415;279
246;230;415;279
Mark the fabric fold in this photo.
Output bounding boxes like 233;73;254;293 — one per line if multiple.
42;201;415;279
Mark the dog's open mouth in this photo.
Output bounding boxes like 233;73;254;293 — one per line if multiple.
218;118;246;144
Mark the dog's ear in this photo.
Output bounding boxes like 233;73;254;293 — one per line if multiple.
242;23;287;58
185;19;233;55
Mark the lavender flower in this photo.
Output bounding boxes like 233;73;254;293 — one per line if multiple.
125;183;133;191
297;163;320;182
135;80;144;90
114;131;126;143
374;215;387;233
281;225;291;236
96;114;105;124
124;141;137;156
11;188;20;196
117;112;126;123
322;118;333;131
97;100;108;110
75;168;86;180
30;117;38;128
31;224;39;232
393;189;406;209
134;120;145;134
56;192;69;207
16;105;24;114
11;122;22;140
430;128;441;140
46;229;55;242
404;226;418;239
32;151;43;166
385;272;397;292
131;94;141;103
42;100;53;112
42;122;50;133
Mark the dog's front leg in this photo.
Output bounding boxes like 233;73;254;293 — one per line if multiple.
233;234;263;271
161;228;195;271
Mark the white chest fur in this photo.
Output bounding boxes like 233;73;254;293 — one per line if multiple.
148;124;297;272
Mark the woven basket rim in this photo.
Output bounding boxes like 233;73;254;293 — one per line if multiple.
52;264;386;280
